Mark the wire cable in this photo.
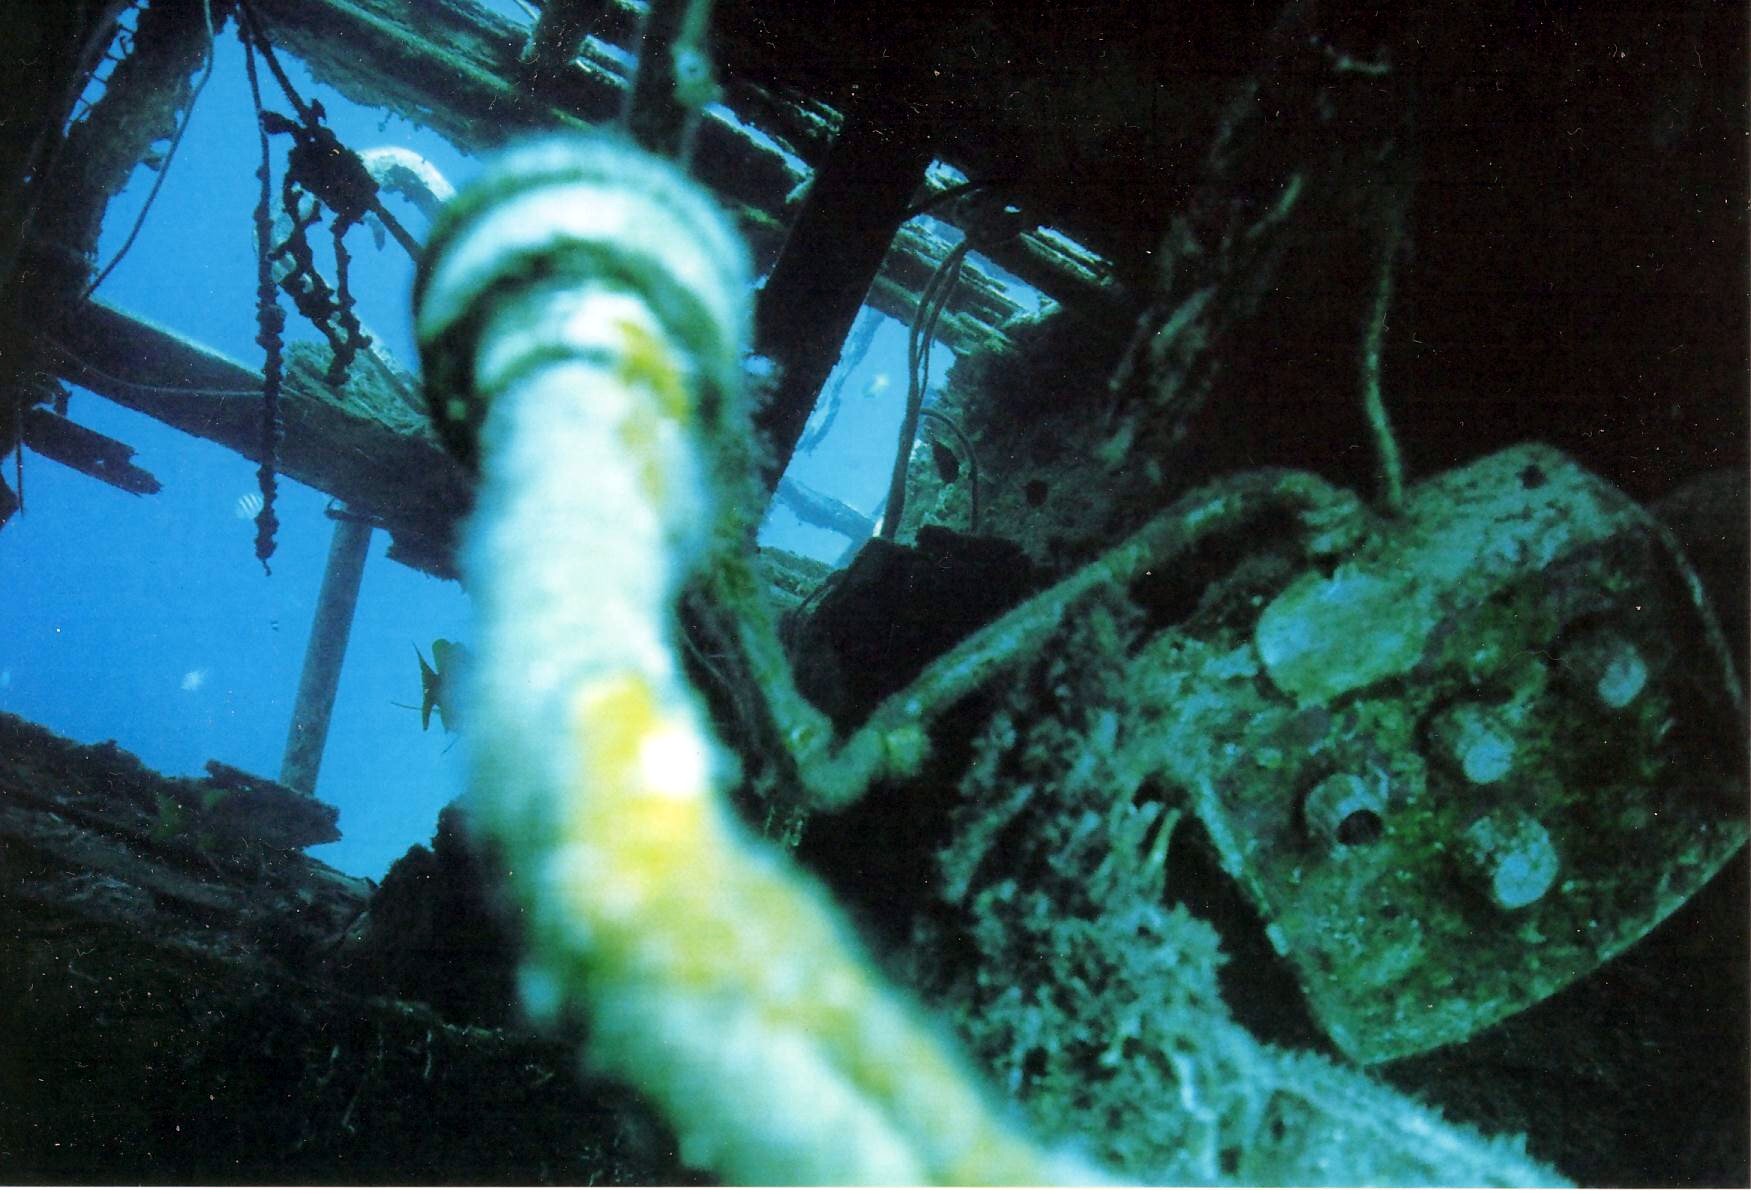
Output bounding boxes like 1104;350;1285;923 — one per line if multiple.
882;239;968;538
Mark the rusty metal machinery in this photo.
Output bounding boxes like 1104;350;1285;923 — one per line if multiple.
1131;443;1746;1064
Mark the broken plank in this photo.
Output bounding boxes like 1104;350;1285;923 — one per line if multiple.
21;406;161;495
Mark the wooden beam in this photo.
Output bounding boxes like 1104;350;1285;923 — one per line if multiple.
622;0;699;160
775;474;874;543
41;298;471;578
752;103;934;486
247;0;798;230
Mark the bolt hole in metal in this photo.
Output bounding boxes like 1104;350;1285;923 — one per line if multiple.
1301;772;1389;852
1334;807;1384;847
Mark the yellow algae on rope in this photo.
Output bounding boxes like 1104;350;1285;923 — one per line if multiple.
561;673;717;939
556;672;1092;1185
610;316;695;505
614;315;694;423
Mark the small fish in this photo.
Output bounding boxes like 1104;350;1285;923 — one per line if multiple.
235;491;264;520
413;638;469;733
181;668;208;692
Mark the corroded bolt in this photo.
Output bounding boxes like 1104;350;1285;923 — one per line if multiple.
1459;811;1558;910
1429;702;1516;785
1561;629;1648;710
1302;772;1386;848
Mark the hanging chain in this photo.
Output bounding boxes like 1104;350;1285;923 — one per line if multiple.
241;23;284;573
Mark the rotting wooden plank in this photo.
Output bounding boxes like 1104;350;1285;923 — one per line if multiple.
40;298;471;579
28;0;205;269
718;78;840;168
1007;226;1126;322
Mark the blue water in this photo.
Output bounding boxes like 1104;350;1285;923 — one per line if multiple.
0;13;947;879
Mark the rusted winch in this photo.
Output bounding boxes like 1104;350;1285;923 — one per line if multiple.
1139;444;1745;1063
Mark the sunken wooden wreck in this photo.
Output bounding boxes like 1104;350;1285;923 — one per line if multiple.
1;0;1746;1185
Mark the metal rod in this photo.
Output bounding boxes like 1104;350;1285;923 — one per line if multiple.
279;512;373;793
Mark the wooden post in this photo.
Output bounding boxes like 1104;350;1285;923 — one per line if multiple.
279;512;373;794
752;102;933;488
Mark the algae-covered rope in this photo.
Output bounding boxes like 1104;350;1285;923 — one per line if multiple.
415;135;1105;1185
